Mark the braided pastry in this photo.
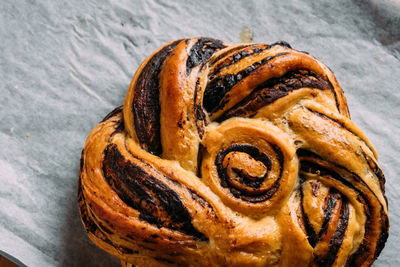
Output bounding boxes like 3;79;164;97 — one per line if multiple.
78;38;389;267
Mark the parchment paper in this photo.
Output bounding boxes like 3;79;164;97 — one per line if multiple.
1;0;399;266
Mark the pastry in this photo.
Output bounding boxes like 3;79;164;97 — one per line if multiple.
78;38;389;266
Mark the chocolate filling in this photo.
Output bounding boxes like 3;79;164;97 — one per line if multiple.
79;149;85;174
102;144;207;241
209;41;291;80
132;39;182;156
215;144;282;203
186;38;226;75
78;179;97;234
362;151;386;193
193;78;206;139
218;70;332;121
196;143;205;178
315;200;349;267
209;44;249;65
187;188;216;218
100;106;123;122
299;155;388;266
300;181;341;248
203;52;288;113
209;45;267;79
299;180;318;248
375;208;389;258
154;257;175;264
320;191;341;238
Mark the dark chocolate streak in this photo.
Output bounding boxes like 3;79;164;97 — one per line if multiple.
272;41;292;49
209;41;292;80
78;180;117;247
203;52;288;113
78;179;97;234
102;144;207;241
298;149;377;197
316;200;349;267
215;144;282;203
154;257;175;264
375;208;389;258
305;108;377;156
123;138;181;187
320;191;340;238
209;44;249;65
188;189;209;209
299;159;362;202
118;247;139;255
209;45;266;79
97;220;113;235
79;149;85;174
299;179;318;247
196;143;205;178
132;39;182;156
299;155;388;265
300;181;341;248
186;38;226;75
231;168;265;188
101;106;123;123
193;78;206;139
218;70;332;121
297;148;322;160
218;144;271;188
362;150;386;193
187;188;217;219
348;204;388;266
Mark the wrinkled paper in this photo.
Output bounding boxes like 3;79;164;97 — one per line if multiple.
1;0;399;266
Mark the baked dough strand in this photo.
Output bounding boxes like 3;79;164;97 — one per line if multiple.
79;38;388;267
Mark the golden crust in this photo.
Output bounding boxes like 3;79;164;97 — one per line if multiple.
79;38;388;266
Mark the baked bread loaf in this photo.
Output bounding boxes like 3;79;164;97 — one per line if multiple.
78;38;389;266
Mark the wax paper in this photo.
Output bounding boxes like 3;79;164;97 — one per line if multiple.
1;0;399;266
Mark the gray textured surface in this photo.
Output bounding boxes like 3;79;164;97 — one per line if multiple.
1;0;399;266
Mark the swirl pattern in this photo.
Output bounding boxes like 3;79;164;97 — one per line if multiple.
78;38;388;266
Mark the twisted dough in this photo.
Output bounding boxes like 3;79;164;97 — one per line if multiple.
78;38;388;267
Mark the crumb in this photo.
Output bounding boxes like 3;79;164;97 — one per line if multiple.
26;134;30;138
240;27;253;43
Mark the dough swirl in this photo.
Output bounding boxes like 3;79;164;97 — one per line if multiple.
79;38;388;267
